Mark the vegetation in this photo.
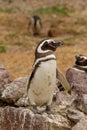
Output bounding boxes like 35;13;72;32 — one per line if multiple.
7;33;18;39
3;0;13;4
0;7;16;13
32;6;70;16
0;45;6;53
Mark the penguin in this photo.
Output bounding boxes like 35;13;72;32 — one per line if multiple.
56;68;71;93
28;15;42;36
73;54;87;72
27;39;64;114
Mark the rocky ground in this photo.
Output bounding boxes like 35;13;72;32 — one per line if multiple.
0;0;87;130
0;58;87;130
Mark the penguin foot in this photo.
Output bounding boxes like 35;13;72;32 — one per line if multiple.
32;105;42;114
45;105;52;114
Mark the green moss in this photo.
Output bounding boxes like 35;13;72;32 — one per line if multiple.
3;0;13;4
0;7;16;13
32;6;70;16
0;45;6;53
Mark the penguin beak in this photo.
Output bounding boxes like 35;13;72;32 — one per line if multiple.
75;55;80;60
75;55;84;61
49;41;64;49
54;41;64;48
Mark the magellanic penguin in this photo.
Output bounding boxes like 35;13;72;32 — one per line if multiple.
28;15;42;36
73;54;87;72
27;39;63;114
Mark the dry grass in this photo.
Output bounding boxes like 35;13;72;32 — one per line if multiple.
0;1;87;79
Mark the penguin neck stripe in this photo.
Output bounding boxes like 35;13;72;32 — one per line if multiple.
33;54;56;68
27;55;56;90
73;64;87;71
80;56;87;60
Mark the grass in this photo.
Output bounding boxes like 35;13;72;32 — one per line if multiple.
0;2;87;79
0;45;6;53
14;42;28;47
32;6;70;16
7;33;18;39
75;18;87;25
0;7;16;13
63;31;87;46
3;0;13;3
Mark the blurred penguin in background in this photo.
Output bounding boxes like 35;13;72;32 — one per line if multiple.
28;15;42;36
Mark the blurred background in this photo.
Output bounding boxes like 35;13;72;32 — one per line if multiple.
0;0;87;79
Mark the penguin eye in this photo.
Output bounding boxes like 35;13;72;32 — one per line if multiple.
80;57;84;61
49;41;54;46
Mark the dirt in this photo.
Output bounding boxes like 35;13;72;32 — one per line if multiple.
0;0;87;79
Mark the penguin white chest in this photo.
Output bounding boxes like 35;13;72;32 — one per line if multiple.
28;59;56;106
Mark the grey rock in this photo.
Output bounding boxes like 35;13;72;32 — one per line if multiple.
68;108;84;123
66;67;87;113
0;64;87;130
0;64;11;93
1;76;28;103
66;67;87;94
71;116;87;130
0;106;71;130
54;91;77;107
15;93;29;106
76;94;87;114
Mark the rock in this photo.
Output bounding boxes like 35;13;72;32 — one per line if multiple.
0;76;28;104
53;91;77;106
0;63;87;130
76;94;87;114
15;93;29;106
66;54;87;114
71;116;87;130
68;108;84;123
0;64;11;93
66;67;87;94
66;67;87;114
15;89;77;109
0;106;71;130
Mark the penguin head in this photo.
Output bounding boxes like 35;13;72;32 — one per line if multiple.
75;54;87;66
36;39;64;54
